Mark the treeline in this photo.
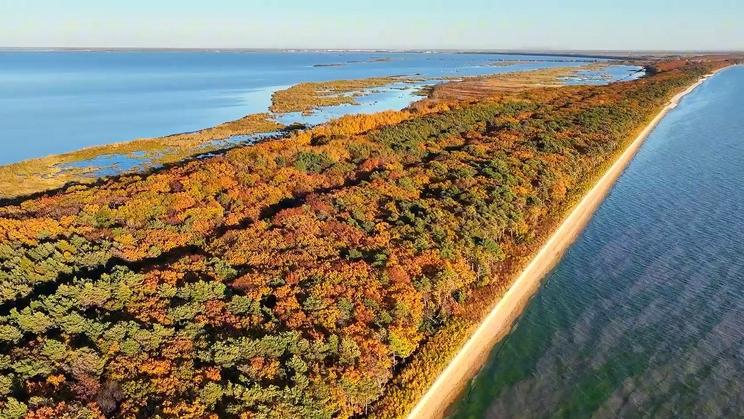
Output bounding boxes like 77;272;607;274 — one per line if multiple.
0;61;718;418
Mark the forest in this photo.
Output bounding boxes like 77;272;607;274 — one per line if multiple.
0;59;727;418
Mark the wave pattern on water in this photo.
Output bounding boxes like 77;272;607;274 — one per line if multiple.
448;66;744;419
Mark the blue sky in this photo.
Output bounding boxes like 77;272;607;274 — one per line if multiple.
1;0;741;50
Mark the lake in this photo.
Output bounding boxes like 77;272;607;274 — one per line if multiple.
0;51;639;165
448;65;744;418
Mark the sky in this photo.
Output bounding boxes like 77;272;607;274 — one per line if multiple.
1;0;742;51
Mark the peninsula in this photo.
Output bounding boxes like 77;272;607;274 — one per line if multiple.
0;56;739;418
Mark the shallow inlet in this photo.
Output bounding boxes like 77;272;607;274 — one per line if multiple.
448;66;744;418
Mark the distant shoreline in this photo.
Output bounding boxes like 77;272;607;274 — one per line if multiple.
0;47;621;58
1;47;740;58
405;67;727;419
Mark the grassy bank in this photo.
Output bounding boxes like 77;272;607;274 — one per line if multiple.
0;113;283;200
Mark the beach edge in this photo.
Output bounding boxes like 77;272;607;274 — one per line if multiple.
406;67;727;419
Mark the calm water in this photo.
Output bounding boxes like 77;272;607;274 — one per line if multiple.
449;66;744;418
0;51;639;165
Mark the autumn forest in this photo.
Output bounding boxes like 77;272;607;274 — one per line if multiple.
0;59;730;418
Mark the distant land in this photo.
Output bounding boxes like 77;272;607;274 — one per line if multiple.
2;46;743;56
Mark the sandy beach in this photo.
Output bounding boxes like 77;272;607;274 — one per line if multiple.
406;69;723;419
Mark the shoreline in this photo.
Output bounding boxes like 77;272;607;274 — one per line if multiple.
405;67;725;419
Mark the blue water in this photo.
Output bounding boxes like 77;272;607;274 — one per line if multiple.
449;66;744;418
0;51;639;165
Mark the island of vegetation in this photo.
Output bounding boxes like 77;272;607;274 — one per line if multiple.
0;56;738;418
269;76;416;114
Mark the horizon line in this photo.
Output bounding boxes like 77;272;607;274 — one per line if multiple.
1;46;742;54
